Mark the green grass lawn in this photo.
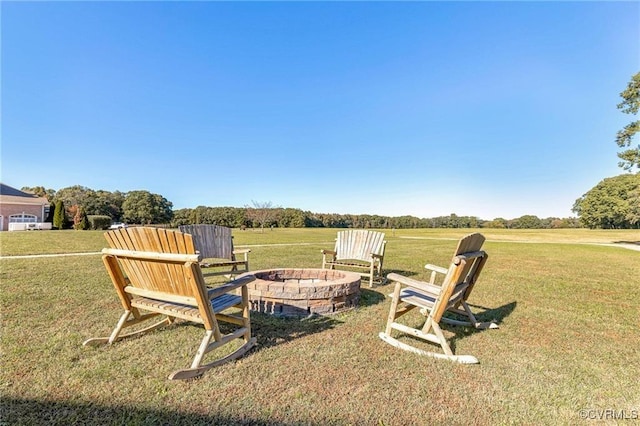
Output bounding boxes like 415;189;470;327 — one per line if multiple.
1;228;639;425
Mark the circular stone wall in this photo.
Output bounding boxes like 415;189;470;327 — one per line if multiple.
241;268;361;317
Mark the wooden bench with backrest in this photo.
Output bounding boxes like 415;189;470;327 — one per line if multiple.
321;229;386;287
82;227;256;380
178;224;250;278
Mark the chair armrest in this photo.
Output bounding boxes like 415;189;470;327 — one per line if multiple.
424;264;448;274
321;250;336;269
386;273;442;295
371;253;384;259
233;248;251;261
207;274;256;300
424;263;448;284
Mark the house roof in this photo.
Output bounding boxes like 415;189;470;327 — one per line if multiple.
0;183;50;206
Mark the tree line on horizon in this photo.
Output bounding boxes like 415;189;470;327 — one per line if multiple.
17;183;595;230
19;170;639;230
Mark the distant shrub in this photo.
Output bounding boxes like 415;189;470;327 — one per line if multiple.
53;200;66;230
88;215;112;230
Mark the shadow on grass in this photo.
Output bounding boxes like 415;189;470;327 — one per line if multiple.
447;301;517;352
234;288;386;354
614;240;640;245
0;397;293;426
359;288;386;307
466;300;517;327
391;301;517;354
249;312;343;352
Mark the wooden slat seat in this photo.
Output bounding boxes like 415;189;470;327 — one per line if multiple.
130;293;243;325
395;285;467;311
131;297;204;323
83;227;256;380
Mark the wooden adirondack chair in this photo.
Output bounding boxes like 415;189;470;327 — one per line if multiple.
379;233;497;364
83;227;257;380
178;224;250;278
321;229;386;287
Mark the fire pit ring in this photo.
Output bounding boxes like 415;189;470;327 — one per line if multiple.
238;268;361;317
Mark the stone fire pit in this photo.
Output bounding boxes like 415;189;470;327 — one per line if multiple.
238;268;361;317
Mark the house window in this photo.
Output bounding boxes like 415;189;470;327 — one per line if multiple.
9;214;37;223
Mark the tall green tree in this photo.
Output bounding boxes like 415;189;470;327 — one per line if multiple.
55;185;95;209
92;190;125;219
171;208;193;227
615;72;640;170
53;200;66;229
626;187;640;225
73;206;89;230
122;190;173;224
573;173;640;229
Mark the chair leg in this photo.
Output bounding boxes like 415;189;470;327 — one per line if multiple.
383;282;403;335
378;332;479;364
368;263;375;288
441;302;499;329
241;285;252;343
191;329;215;369
168;328;257;381
169;292;257;381
82;311;171;347
109;311;132;343
461;301;499;329
427;320;453;356
374;261;386;285
229;263;238;278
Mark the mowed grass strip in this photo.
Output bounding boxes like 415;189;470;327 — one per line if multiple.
1;227;639;257
0;230;105;256
1;228;639;425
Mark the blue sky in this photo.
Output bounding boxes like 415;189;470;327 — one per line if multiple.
2;1;638;220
